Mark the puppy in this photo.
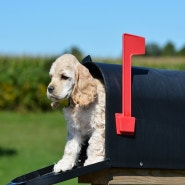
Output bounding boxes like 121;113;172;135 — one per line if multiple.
47;54;105;173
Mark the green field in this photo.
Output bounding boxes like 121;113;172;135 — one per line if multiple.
99;56;185;70
0;111;88;185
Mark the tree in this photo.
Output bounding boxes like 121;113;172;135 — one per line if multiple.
162;41;176;56
177;45;185;56
146;43;162;56
63;46;83;61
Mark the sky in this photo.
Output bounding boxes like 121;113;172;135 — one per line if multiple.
0;0;185;58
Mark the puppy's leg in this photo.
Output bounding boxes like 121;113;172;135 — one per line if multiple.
54;135;82;173
84;130;105;166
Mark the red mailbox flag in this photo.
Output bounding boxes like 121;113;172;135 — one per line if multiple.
115;34;145;135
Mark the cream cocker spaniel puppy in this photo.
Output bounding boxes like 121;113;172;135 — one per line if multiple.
47;54;105;173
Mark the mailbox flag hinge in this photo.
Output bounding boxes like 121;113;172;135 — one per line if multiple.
115;33;145;135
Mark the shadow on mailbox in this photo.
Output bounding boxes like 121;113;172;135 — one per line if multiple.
7;55;185;185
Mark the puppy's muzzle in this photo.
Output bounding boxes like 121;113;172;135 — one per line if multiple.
48;85;54;93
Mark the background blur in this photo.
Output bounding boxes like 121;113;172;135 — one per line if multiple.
1;0;185;57
1;1;185;184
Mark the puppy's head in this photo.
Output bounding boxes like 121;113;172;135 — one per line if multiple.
47;54;97;108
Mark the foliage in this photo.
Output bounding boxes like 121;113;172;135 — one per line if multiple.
70;46;84;61
146;41;185;56
146;43;162;56
162;41;176;56
177;45;185;56
63;46;84;61
94;56;185;70
0;56;52;111
1;54;185;112
132;56;185;70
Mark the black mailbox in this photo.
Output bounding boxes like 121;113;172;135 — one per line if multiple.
83;56;185;170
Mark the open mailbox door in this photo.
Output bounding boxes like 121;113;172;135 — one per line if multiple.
7;161;110;185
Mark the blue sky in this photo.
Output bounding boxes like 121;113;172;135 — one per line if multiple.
0;0;185;58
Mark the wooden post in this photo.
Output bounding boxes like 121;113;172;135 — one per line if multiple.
78;168;185;185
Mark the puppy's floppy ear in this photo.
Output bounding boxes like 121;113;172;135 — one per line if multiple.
71;64;97;107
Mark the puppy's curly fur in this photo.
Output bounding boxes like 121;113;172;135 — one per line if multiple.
47;54;105;173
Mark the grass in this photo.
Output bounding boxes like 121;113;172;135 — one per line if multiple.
0;111;88;185
96;56;185;70
132;56;185;70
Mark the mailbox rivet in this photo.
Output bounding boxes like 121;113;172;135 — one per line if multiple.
140;161;143;167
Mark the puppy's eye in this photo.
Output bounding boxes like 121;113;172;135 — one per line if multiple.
49;74;52;78
61;75;69;80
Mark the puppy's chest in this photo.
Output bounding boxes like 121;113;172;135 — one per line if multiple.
64;106;94;135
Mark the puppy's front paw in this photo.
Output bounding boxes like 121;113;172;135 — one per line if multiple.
53;159;73;173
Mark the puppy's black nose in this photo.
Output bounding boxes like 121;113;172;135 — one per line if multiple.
48;86;54;93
